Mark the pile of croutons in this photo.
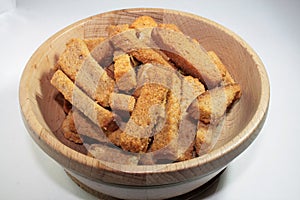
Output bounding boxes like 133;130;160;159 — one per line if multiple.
51;16;241;165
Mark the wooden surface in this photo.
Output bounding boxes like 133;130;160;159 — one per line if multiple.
19;8;270;199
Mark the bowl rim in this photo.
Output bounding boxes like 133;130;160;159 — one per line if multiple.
19;8;270;176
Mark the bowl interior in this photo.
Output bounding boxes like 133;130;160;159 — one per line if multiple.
20;8;267;171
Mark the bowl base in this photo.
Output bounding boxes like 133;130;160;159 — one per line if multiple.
65;168;226;200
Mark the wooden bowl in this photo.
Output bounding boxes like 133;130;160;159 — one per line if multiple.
19;8;270;200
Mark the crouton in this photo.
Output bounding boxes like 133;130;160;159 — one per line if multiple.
187;83;241;124
176;115;197;161
72;110;109;143
58;38;90;80
109;93;136;112
120;84;168;153
151;28;223;89
107;24;130;37
58;38;115;107
130;16;158;29
50;70;114;128
110;28;171;67
158;23;181;32
207;51;235;85
181;75;206;113
83;37;106;51
194;120;224;156
113;52;137;91
107;128;123;147
62;111;83;144
148;86;181;161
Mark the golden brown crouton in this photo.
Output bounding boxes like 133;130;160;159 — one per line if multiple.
207;51;235;85
130;16;158;29
51;70;114;129
83;37;106;52
62;111;83;144
110;28;171;67
130;49;171;67
113;52;137;91
107;24;130;37
134;64;182;163
187;83;241;124
152;28;223;89
58;38;90;80
107;128;123;147
119;84;168;153
181;75;206;113
58;38;115;107
109;93;136;112
194;120;224;156
75;56;115;107
194;123;210;156
148;87;181;161
72;110;109;143
158;23;181;32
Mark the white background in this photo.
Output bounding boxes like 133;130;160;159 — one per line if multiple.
1;0;300;199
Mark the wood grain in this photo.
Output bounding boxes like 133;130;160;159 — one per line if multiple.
19;8;270;199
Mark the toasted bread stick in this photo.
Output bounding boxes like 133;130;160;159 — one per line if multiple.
107;24;130;37
194;119;224;156
119;84;168;153
72;110;109;142
58;38;115;107
207;51;235;85
129;16;158;29
62;111;83;144
158;23;181;32
194;123;210;156
145;65;181;153
110;28;171;67
109;93;136;112
152;28;223;89
187;83;241;124
181;75;206;113
58;38;90;80
113;52;137;91
83;37;106;52
148;90;181;159
51;70;114;128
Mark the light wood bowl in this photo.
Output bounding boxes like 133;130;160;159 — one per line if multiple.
19;8;270;200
